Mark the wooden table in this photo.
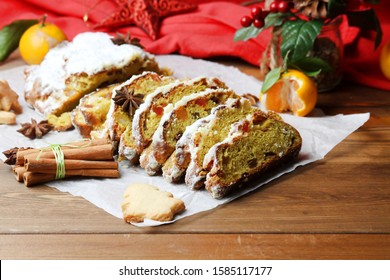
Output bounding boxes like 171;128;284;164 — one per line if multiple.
0;54;389;260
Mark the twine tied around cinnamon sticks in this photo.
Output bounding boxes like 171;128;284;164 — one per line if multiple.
36;144;66;180
35;139;94;180
3;138;120;187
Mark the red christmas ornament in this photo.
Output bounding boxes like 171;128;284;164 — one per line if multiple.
96;0;198;40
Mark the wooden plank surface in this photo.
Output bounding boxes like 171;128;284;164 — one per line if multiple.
0;55;389;259
1;234;389;260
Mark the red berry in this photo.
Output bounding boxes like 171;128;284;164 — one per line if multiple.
269;2;279;13
240;16;253;27
253;18;265;29
251;6;263;20
277;1;290;13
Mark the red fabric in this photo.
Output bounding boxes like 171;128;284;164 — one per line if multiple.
0;0;389;91
342;4;390;91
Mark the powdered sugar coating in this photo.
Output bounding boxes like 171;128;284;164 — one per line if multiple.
118;139;138;163
24;32;152;115
139;148;162;176
162;163;184;183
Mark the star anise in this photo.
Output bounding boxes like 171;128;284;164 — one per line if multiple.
17;119;52;139
2;147;33;165
112;87;144;116
2;147;18;165
111;32;144;49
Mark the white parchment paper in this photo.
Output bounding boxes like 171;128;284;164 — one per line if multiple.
0;55;370;226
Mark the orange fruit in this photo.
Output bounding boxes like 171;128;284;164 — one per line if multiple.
19;17;67;65
260;69;318;117
380;40;390;80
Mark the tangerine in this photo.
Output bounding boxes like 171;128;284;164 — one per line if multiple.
19;16;67;65
260;69;318;117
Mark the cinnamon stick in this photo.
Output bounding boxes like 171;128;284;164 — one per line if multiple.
23;144;113;162
25;158;118;172
23;172;55;187
23;169;120;187
61;168;119;177
16;138;110;165
13;165;25;182
15;148;36;165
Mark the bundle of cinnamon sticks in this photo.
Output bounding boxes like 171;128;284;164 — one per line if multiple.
3;139;119;187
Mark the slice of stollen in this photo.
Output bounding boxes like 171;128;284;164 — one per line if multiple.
203;111;302;199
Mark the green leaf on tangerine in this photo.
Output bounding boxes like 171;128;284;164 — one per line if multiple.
281;19;323;62
261;67;282;93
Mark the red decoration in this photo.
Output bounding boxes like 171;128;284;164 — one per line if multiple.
95;0;198;40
